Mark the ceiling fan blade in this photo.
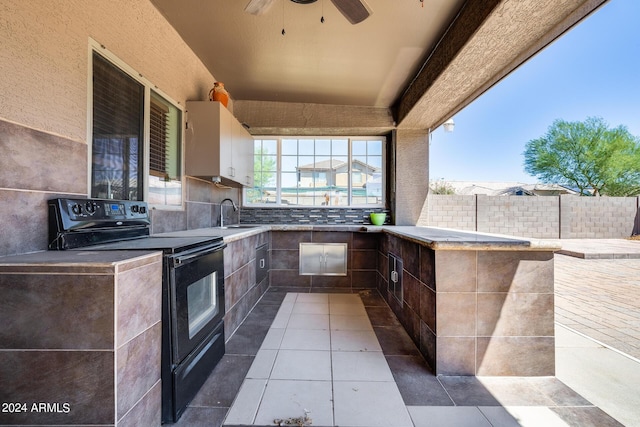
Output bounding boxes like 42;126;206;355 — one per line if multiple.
244;0;277;16
330;0;372;24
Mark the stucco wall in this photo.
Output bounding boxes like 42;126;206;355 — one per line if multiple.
0;0;224;256
395;129;430;226
427;194;639;239
0;0;215;141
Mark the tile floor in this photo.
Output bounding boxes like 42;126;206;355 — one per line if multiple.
224;292;412;427
173;288;623;427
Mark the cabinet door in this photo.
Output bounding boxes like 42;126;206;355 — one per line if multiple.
299;243;347;276
185;101;224;178
219;105;234;179
299;243;325;275
323;243;348;275
231;119;254;187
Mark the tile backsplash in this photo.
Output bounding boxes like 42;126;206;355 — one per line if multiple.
240;207;392;225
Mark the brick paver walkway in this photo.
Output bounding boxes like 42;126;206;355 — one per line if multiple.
555;254;640;359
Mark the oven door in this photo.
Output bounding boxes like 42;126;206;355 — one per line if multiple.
170;244;225;363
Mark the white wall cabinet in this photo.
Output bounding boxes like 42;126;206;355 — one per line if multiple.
299;243;348;276
185;101;254;187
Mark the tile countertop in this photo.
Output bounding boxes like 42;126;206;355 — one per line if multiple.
0;249;161;267
0;226;559;265
380;226;561;251
156;225;561;252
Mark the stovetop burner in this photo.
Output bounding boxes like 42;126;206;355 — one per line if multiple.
47;198;223;252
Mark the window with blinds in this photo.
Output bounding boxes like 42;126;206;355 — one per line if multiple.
91;48;183;207
91;52;144;200
150;98;169;178
148;91;182;207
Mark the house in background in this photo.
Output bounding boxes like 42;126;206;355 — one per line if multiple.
297;159;380;189
432;180;581;196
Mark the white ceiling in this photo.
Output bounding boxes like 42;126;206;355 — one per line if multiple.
150;0;466;107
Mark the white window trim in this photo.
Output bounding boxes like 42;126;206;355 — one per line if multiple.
87;38;185;210
245;136;385;208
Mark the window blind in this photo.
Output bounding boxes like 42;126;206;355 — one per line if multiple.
91;52;144;200
150;98;169;178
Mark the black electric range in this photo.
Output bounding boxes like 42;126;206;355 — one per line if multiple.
48;198;227;423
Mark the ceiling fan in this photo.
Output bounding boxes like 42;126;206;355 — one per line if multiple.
244;0;372;25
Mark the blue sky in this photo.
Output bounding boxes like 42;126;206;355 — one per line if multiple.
429;0;640;183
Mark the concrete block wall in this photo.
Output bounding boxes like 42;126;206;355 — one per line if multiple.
423;195;476;231
428;194;640;239
560;195;639;239
476;195;560;238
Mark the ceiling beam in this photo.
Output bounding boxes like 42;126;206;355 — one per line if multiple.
393;0;502;128
394;0;608;131
234;100;395;136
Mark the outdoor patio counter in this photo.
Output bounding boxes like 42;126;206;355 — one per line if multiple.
161;224;560;376
374;225;562;251
375;225;560;376
208;223;562;252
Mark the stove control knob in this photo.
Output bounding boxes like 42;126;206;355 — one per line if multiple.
71;203;82;215
131;204;139;213
85;201;96;214
139;206;147;214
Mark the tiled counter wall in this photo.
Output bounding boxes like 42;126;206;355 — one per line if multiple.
377;234;556;376
0;252;163;426
270;231;379;291
223;231;271;337
377;234;437;371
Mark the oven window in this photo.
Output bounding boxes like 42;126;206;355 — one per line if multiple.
187;271;219;339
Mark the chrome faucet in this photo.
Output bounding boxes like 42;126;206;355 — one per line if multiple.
220;198;238;228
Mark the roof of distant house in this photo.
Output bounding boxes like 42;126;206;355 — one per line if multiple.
430;180;580;196
297;159;381;172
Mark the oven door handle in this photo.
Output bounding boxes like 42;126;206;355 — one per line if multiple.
173;245;225;266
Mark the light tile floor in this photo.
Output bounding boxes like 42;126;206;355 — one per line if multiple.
175;287;624;427
224;292;413;427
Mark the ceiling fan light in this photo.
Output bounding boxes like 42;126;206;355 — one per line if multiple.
244;0;277;15
330;0;372;24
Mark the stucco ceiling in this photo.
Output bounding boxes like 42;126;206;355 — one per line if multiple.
150;0;466;107
151;0;607;131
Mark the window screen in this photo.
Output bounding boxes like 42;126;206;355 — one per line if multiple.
91;52;144;200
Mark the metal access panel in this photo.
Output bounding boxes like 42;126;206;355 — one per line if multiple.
299;243;348;276
388;253;403;304
256;243;269;285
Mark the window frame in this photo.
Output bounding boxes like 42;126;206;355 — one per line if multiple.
244;136;385;208
87;39;185;210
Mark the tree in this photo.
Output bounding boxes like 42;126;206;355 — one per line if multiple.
253;147;276;189
523;117;640;196
246;147;277;203
429;179;456;195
